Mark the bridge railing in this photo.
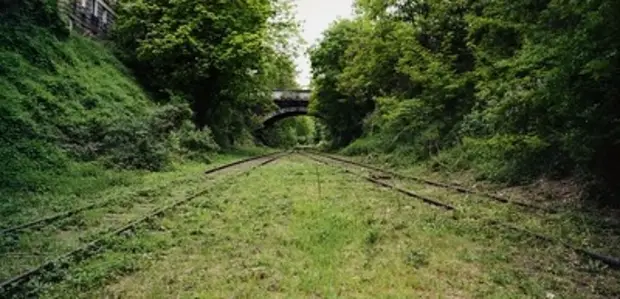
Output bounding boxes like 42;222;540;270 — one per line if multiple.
272;90;311;101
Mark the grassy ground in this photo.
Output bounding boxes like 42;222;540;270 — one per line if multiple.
0;149;270;228
32;154;620;298
0;149;272;282
329;153;620;259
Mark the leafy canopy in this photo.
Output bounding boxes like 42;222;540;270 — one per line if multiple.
113;0;301;145
310;0;620;198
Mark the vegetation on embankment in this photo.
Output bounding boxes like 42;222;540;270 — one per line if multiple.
0;0;306;198
0;1;224;198
309;0;620;204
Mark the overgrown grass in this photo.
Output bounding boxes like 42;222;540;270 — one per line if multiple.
342;133;559;186
326;156;620;257
0;19;154;191
0;149;270;228
0;148;273;284
36;155;620;298
0;10;227;198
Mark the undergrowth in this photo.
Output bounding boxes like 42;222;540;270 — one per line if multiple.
0;2;219;195
313;0;620;205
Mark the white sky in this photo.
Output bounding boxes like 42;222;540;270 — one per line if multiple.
293;0;354;88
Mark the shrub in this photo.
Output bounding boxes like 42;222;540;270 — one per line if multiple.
178;121;220;153
458;135;553;184
100;118;171;171
341;137;383;156
149;103;193;136
99;102;208;170
0;140;69;192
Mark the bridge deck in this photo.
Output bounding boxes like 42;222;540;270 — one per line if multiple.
272;90;311;101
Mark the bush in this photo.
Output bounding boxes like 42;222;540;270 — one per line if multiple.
431;135;554;184
99;102;215;170
149;103;193;136
100;118;171;171
341;137;383;156
179;126;219;153
1;0;68;35
0;140;69;192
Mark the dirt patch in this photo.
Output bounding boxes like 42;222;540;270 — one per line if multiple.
496;178;582;207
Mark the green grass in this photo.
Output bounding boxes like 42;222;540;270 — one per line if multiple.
0;20;156;191
0;149;272;281
32;155;620;298
0;150;270;227
332;152;620;259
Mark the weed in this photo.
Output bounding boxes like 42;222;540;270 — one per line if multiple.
35;155;620;298
405;249;430;269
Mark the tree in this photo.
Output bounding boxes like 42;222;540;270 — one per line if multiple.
309;19;375;147
311;0;620;199
112;0;300;146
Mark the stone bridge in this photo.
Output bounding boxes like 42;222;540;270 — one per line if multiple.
262;90;314;127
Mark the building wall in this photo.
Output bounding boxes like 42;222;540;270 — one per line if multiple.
59;0;116;37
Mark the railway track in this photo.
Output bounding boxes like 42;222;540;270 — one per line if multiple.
304;150;555;213
0;152;282;236
0;152;286;298
299;151;620;270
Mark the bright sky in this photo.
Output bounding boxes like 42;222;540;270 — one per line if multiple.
293;0;354;88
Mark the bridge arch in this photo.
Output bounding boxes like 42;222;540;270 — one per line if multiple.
262;107;314;127
259;89;318;127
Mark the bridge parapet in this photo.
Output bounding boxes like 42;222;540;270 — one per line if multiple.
272;90;311;102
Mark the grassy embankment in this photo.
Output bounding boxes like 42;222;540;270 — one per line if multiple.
0;11;270;232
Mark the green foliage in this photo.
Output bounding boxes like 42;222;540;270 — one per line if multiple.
99;116;170;171
309;19;375;147
0;16;146;190
112;0;301;145
340;137;383;157
430;135;553;184
312;0;620;198
171;121;221;163
177;122;220;154
0;5;220;192
0;139;69;192
260;116;317;148
0;0;67;34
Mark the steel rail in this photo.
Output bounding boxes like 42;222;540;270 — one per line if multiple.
0;152;285;297
305;150;555;213
0;152;281;236
300;152;620;270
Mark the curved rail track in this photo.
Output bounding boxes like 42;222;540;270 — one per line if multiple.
0;152;282;236
299;151;620;270
0;152;286;298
